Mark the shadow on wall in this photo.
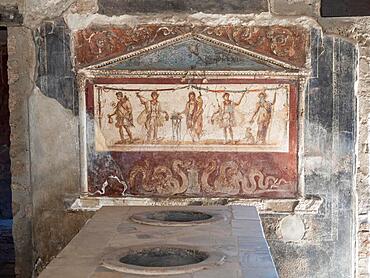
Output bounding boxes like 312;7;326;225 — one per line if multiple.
0;27;15;277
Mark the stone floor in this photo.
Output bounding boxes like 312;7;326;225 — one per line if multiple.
0;219;15;277
39;206;278;277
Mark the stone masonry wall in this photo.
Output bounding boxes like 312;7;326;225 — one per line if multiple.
1;0;369;277
7;26;34;277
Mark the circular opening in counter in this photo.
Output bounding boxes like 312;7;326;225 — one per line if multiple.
102;245;225;275
130;210;223;226
148;211;212;222
119;247;208;267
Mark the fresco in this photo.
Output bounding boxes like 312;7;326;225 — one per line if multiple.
84;77;298;198
74;25;307;68
78;24;305;199
93;83;290;152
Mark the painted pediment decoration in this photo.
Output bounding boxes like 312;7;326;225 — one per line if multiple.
75;24;308;69
84;34;298;73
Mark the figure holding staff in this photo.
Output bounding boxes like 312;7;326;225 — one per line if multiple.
211;91;245;144
136;91;169;143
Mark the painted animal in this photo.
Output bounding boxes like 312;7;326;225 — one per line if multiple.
129;160;189;195
214;161;249;195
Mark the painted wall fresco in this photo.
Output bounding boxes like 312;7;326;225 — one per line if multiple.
85;77;298;198
74;25;308;68
94;83;290;152
79;25;303;199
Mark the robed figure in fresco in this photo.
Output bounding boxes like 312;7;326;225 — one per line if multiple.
211;92;245;144
250;91;276;144
136;91;169;143
107;92;134;144
181;91;204;142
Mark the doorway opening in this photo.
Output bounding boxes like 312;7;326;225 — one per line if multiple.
0;27;15;277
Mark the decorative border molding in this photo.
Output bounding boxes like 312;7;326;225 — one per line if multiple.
80;69;306;78
69;196;323;215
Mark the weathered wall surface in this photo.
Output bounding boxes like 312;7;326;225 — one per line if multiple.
7;26;34;277
2;0;368;277
317;18;370;277
353;22;370;278
30;18;93;275
28;86;92;275
36;19;78;114
97;0;268;15
5;7;94;277
264;30;357;277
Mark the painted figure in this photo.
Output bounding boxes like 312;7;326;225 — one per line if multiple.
136;91;169;143
250;91;276;144
107;92;134;144
211;92;245;144
244;127;255;144
181;91;204;142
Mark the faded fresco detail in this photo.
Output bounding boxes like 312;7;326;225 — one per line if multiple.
128;159;290;196
74;25;307;68
94;83;290;152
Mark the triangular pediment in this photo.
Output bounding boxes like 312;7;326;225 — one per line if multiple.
86;34;299;72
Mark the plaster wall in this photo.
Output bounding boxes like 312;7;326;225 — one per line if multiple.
7;26;34;277
2;1;368;277
317;18;370;277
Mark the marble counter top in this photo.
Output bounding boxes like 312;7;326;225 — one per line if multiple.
39;206;278;278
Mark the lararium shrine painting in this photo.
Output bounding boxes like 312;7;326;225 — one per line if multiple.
79;26;303;199
85;77;298;199
94;82;290;153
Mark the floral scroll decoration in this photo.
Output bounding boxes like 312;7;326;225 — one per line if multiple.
267;27;296;57
203;25;303;65
75;25;307;67
75;25;190;66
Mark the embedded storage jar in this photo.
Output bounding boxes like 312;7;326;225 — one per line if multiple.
102;245;225;275
130;210;223;226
